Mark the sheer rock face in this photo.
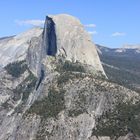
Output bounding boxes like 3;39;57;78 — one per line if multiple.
27;14;106;77
49;14;105;74
0;14;105;76
43;16;57;56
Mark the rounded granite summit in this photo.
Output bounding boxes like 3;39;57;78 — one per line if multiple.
49;14;82;26
46;14;105;75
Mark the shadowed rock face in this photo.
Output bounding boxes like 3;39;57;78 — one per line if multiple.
43;16;57;56
36;69;45;90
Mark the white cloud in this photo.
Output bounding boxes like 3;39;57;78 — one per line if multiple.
15;19;44;26
85;24;96;28
88;31;98;35
111;32;126;37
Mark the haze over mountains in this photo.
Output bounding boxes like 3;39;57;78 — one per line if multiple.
123;44;140;49
0;14;140;140
97;44;140;92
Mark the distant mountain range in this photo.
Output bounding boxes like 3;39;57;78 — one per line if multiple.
0;36;15;41
123;44;140;49
97;44;140;92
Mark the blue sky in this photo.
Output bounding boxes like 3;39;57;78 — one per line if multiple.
0;0;140;48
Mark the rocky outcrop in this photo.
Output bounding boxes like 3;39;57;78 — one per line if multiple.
118;133;140;140
27;14;106;76
0;28;42;68
50;14;105;74
0;14;106;76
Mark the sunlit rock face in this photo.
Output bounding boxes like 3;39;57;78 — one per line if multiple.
27;14;106;77
0;14;105;76
49;14;105;74
0;27;42;68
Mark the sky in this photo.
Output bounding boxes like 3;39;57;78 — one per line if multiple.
0;0;140;48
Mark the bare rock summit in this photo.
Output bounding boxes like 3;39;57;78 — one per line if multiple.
49;14;105;74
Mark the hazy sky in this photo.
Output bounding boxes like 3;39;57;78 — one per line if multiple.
0;0;140;48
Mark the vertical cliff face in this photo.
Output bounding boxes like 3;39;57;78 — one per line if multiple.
50;14;105;75
27;14;106;77
43;16;57;56
26;14;106;84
